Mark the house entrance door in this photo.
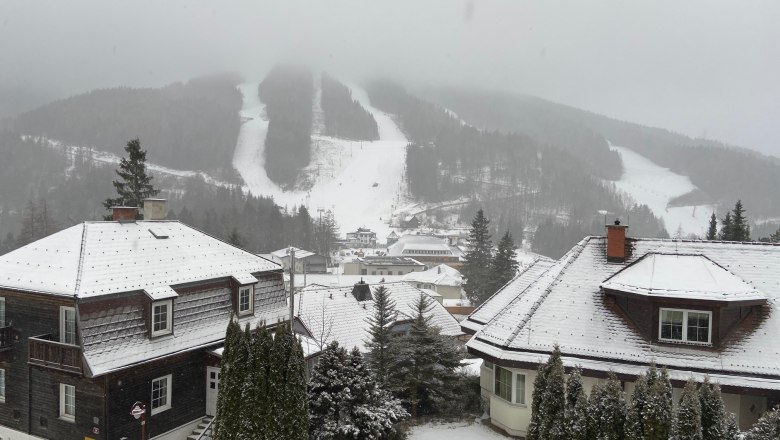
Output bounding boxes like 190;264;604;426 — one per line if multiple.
206;367;221;416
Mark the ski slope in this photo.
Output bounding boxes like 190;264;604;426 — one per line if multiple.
610;144;713;237
231;79;408;239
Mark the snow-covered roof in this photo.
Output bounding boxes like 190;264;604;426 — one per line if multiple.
402;264;463;287
387;235;461;257
0;221;280;298
356;256;425;266
467;237;780;390
295;281;462;354
601;253;766;302
271;247;317;260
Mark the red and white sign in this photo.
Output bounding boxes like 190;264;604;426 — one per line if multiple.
130;402;146;420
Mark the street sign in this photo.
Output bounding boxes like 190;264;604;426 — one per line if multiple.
131;402;145;420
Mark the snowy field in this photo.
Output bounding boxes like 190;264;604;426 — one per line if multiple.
609;144;714;237
408;421;509;439
231;79;408;239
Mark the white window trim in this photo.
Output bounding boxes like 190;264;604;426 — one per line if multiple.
238;285;254;316
151;300;173;337
0;368;5;403
658;308;712;346
59;383;75;422
151;374;173;415
0;297;5;327
59;306;76;345
493;366;527;406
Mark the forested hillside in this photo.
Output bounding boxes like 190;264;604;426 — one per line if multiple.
423;88;780;217
259;65;314;187
366;80;668;257
11;74;243;174
321;73;378;140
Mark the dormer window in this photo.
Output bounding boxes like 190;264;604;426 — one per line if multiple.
151;300;173;337
659;308;711;345
238;286;254;316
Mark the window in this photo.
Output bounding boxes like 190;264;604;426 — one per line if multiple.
151;300;173;337
59;384;75;421
483;360;494;370
238;286;254;316
0;297;5;326
494;366;526;405
60;306;76;345
0;369;5;402
659;308;711;345
151;375;172;415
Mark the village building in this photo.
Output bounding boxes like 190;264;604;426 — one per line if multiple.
462;222;780;436
386;231;400;246
345;228;378;248
342;256;426;276
402;264;464;301
270;247;328;274
0;203;288;440
400;215;421;230
386;235;463;269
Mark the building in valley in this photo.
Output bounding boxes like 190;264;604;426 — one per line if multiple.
402;264;464;301
342;256;426;276
345;228;378;248
386;235;463;269
270;247;328;274
463;222;780;436
0;204;288;440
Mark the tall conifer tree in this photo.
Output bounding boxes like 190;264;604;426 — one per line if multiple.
706;212;718;240
365;285;397;384
589;372;627;440
103;138;160;219
730;200;750;241
565;367;589;440
213;318;247;440
675;380;703;440
699;378;727;440
462;208;493;305
719;212;733;241
489;231;520;296
540;346;567;440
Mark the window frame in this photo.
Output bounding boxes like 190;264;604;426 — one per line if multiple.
150;374;172;415
0;297;5;327
0;368;5;403
238;285;254;316
59;306;76;345
658;307;712;345
493;366;526;405
59;383;75;422
151;300;173;338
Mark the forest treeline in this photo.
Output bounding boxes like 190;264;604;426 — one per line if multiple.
11;74;243;174
366;80;667;257
320;73;378;141
424;87;780;217
259;65;314;187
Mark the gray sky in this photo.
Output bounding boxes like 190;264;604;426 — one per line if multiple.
1;0;778;155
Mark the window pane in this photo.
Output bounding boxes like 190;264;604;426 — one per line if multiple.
0;298;5;327
687;312;710;343
239;288;251;312
152;377;168;409
63;384;75;417
154;304;168;332
494;366;512;401
0;369;5;399
515;374;526;404
661;310;683;340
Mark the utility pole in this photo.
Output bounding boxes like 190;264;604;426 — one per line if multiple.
289;247;295;331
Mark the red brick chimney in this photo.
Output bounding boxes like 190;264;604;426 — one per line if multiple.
606;219;628;262
111;206;138;222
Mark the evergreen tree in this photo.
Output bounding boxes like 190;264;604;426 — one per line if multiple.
723;412;740;440
699;378;727;440
730;200;751;241
387;294;463;417
675;379;702;440
626;372;650;439
365;285;398;385
744;407;780;440
102;138;160;219
706;212;718;240
246;324;273;439
213;317;248;440
227;227;244;247
527;363;549;440
17;197;58;246
488;231;520;296
564;367;589;440
314;210;339;266
719;212;733;241
539;346;567;440
589;372;627;440
627;365;672;440
269;324;308;440
462;209;493;305
770;227;780;243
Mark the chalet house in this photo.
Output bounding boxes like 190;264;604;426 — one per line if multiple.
386;231;400;246
294;281;462;358
400;215;421;230
402;264;464;301
270;247;327;274
345;228;377;248
386;235;463;269
0;205;288;440
342;256;426;276
463;222;780;436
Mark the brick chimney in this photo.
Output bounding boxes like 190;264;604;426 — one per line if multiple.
143;198;167;220
111;206;138;222
352;279;372;302
606;219;628;262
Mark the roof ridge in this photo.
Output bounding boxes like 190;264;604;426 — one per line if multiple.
73;222;88;296
593;235;780;247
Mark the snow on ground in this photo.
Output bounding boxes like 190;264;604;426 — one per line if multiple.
408;421;509;440
609;144;714;237
231;79;408;239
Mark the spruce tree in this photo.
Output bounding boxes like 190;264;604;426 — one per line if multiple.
308;341;350;439
744;407;780;440
247;324;273;439
590;372;627;440
564;367;589;440
626;372;650;439
527;363;549;440
731;200;751;241
723;412;740;440
675;379;702;440
462;208;493;305
706;212;718;240
102;138;160;219
699;378;727;440
770;227;780;243
488;231;520;296
227;227;245;248
719;212;733;241
644;366;673;440
269;324;308;440
364;285;398;384
213;317;247;440
540;346;567;440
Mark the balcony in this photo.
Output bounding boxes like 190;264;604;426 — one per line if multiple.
28;334;82;374
0;326;13;351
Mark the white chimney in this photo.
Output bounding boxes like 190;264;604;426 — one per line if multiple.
143;198;167;221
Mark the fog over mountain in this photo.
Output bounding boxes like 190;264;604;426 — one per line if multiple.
1;0;778;155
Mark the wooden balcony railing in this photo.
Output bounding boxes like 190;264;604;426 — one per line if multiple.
28;334;82;374
0;326;13;351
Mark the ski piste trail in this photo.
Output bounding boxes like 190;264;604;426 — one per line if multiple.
609;143;714;237
231;79;408;240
